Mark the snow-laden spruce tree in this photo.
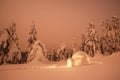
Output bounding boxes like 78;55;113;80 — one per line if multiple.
80;34;86;51
0;22;21;64
57;43;66;60
0;28;10;64
72;37;77;53
27;21;48;63
6;22;22;63
28;21;37;51
80;21;99;57
111;16;120;51
100;16;120;54
27;21;37;62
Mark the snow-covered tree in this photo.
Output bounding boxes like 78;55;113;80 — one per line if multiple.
28;21;37;50
100;16;120;54
80;21;98;57
6;22;22;63
72;37;78;53
0;22;22;64
57;43;66;60
80;34;86;51
111;16;120;51
27;40;49;63
0;28;10;64
51;49;59;61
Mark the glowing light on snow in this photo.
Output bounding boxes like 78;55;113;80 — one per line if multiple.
67;58;72;68
47;65;56;69
66;51;92;67
33;65;56;69
66;52;91;67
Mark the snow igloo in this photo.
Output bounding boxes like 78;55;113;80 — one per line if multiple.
67;51;91;67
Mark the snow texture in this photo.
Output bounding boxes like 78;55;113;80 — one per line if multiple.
0;52;120;80
27;40;49;64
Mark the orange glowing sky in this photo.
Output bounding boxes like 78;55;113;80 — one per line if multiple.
0;0;120;50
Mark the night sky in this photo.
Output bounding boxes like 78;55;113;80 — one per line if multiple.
0;0;120;50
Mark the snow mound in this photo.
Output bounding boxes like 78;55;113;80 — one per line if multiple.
67;51;91;67
104;52;120;63
27;40;49;64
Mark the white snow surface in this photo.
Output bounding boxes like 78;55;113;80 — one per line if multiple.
0;52;120;80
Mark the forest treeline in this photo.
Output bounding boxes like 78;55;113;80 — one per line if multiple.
0;16;120;65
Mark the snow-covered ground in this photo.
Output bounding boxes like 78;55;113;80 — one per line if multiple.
0;52;120;80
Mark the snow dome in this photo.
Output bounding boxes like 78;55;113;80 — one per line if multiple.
67;51;91;67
